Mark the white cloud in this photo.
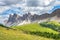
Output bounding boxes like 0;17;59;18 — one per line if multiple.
54;0;60;5
0;0;57;15
0;15;9;23
21;0;56;15
0;6;10;13
25;0;55;7
0;0;23;6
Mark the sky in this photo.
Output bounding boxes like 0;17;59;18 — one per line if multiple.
0;0;60;24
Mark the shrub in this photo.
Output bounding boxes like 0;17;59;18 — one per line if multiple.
24;31;60;39
40;21;60;31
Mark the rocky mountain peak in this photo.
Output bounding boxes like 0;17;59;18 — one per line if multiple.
5;8;60;26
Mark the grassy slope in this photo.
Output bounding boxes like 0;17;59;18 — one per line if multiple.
0;26;54;40
12;23;59;34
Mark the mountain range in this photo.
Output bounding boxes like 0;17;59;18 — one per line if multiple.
5;9;60;26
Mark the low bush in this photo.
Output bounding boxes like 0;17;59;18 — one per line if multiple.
40;21;60;31
24;31;60;39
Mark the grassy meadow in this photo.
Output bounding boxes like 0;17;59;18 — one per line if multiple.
0;21;60;40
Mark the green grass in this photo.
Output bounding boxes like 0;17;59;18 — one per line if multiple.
0;26;54;40
12;23;59;34
0;22;60;40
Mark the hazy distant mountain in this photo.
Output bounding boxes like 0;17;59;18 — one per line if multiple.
5;9;60;26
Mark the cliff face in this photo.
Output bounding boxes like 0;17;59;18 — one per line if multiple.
6;9;60;26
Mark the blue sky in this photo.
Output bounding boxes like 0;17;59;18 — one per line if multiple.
0;0;60;24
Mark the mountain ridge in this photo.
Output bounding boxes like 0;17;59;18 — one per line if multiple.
5;9;60;26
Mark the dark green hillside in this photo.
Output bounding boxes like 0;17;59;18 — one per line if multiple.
40;21;60;31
